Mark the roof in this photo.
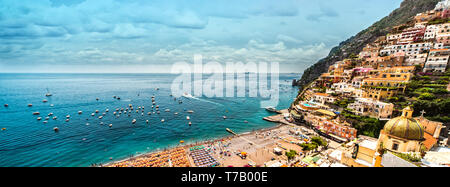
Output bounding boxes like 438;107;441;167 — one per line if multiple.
383;117;424;141
430;48;450;52
381;152;418;167
423;132;438;151
423;152;450;165
314;93;330;97
316;109;337;117
359;140;378;151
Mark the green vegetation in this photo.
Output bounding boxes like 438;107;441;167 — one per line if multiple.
341;109;385;138
285;150;297;160
333;99;353;108
418;93;436;100
392;152;422;163
300;136;328;151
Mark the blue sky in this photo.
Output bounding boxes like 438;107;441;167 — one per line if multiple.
0;0;402;73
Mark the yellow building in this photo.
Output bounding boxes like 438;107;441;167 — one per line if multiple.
376;107;425;153
362;87;399;101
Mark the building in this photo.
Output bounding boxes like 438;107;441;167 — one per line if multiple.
423;48;450;72
398;26;426;45
348;97;394;119
436;23;450;46
376;107;425;153
312;93;336;105
424;25;438;41
405;53;428;66
380;42;432;56
320;119;357;142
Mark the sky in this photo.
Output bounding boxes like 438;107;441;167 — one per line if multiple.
0;0;403;73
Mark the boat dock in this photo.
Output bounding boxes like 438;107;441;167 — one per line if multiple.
262;109;294;126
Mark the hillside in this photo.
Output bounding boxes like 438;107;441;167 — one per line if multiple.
295;0;441;89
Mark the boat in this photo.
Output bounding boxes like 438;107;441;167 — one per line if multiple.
188;122;192;126
37;117;42;121
95;110;99;113
147;112;151;115
186;116;190;120
48;113;53;116
78;111;83;114
33;112;40;115
53;127;59;132
265;107;278;113
53;116;57;120
28;104;33;107
187;110;194;113
65;119;70;122
45;88;52;97
66;115;70;118
174;112;178;115
226;128;237;136
223;116;227;119
91;113;95;116
161;119;165;123
4;104;8;107
106;109;109;112
132;119;136;124
98;116;103;119
43;121;48;124
146;120;149;124
165;109;170;112
109;124;112;128
45;117;49;120
43;100;48;103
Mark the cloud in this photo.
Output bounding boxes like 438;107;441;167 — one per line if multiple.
276;34;304;44
306;5;339;22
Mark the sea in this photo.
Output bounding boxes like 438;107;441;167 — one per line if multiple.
0;73;300;167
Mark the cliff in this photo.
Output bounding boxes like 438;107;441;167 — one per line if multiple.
295;0;441;89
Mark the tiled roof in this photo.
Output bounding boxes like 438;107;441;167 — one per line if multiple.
423;132;438;151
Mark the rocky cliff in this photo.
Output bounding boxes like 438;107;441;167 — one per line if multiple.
295;0;441;89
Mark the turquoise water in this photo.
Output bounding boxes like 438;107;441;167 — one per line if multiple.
0;73;299;167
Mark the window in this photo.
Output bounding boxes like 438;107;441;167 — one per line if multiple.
392;143;399;151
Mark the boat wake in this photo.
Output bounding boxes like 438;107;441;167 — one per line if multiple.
182;93;223;106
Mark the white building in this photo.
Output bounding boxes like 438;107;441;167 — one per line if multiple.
348;97;394;119
424;49;450;72
405;53;428;66
424;25;438;40
380;42;432;56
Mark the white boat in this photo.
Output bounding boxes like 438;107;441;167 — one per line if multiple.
132;119;136;124
78;111;83;114
265;107;278;113
223;116;227;119
33;112;40;115
161;119;165;123
99;116;103;119
187;110;194;113
186;116;190;120
165;109;170;112
45;88;52;97
37;117;42;121
66;115;70;118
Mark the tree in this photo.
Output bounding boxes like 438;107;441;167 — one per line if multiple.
285;150;297;161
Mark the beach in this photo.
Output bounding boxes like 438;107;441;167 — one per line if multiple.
104;111;318;167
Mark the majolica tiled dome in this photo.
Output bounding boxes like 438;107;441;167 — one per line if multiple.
383;107;424;141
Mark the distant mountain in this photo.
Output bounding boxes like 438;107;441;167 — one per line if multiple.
295;0;441;89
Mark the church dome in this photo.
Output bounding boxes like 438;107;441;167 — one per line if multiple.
383;107;424;140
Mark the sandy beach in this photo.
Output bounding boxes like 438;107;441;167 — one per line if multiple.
104;110;322;167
